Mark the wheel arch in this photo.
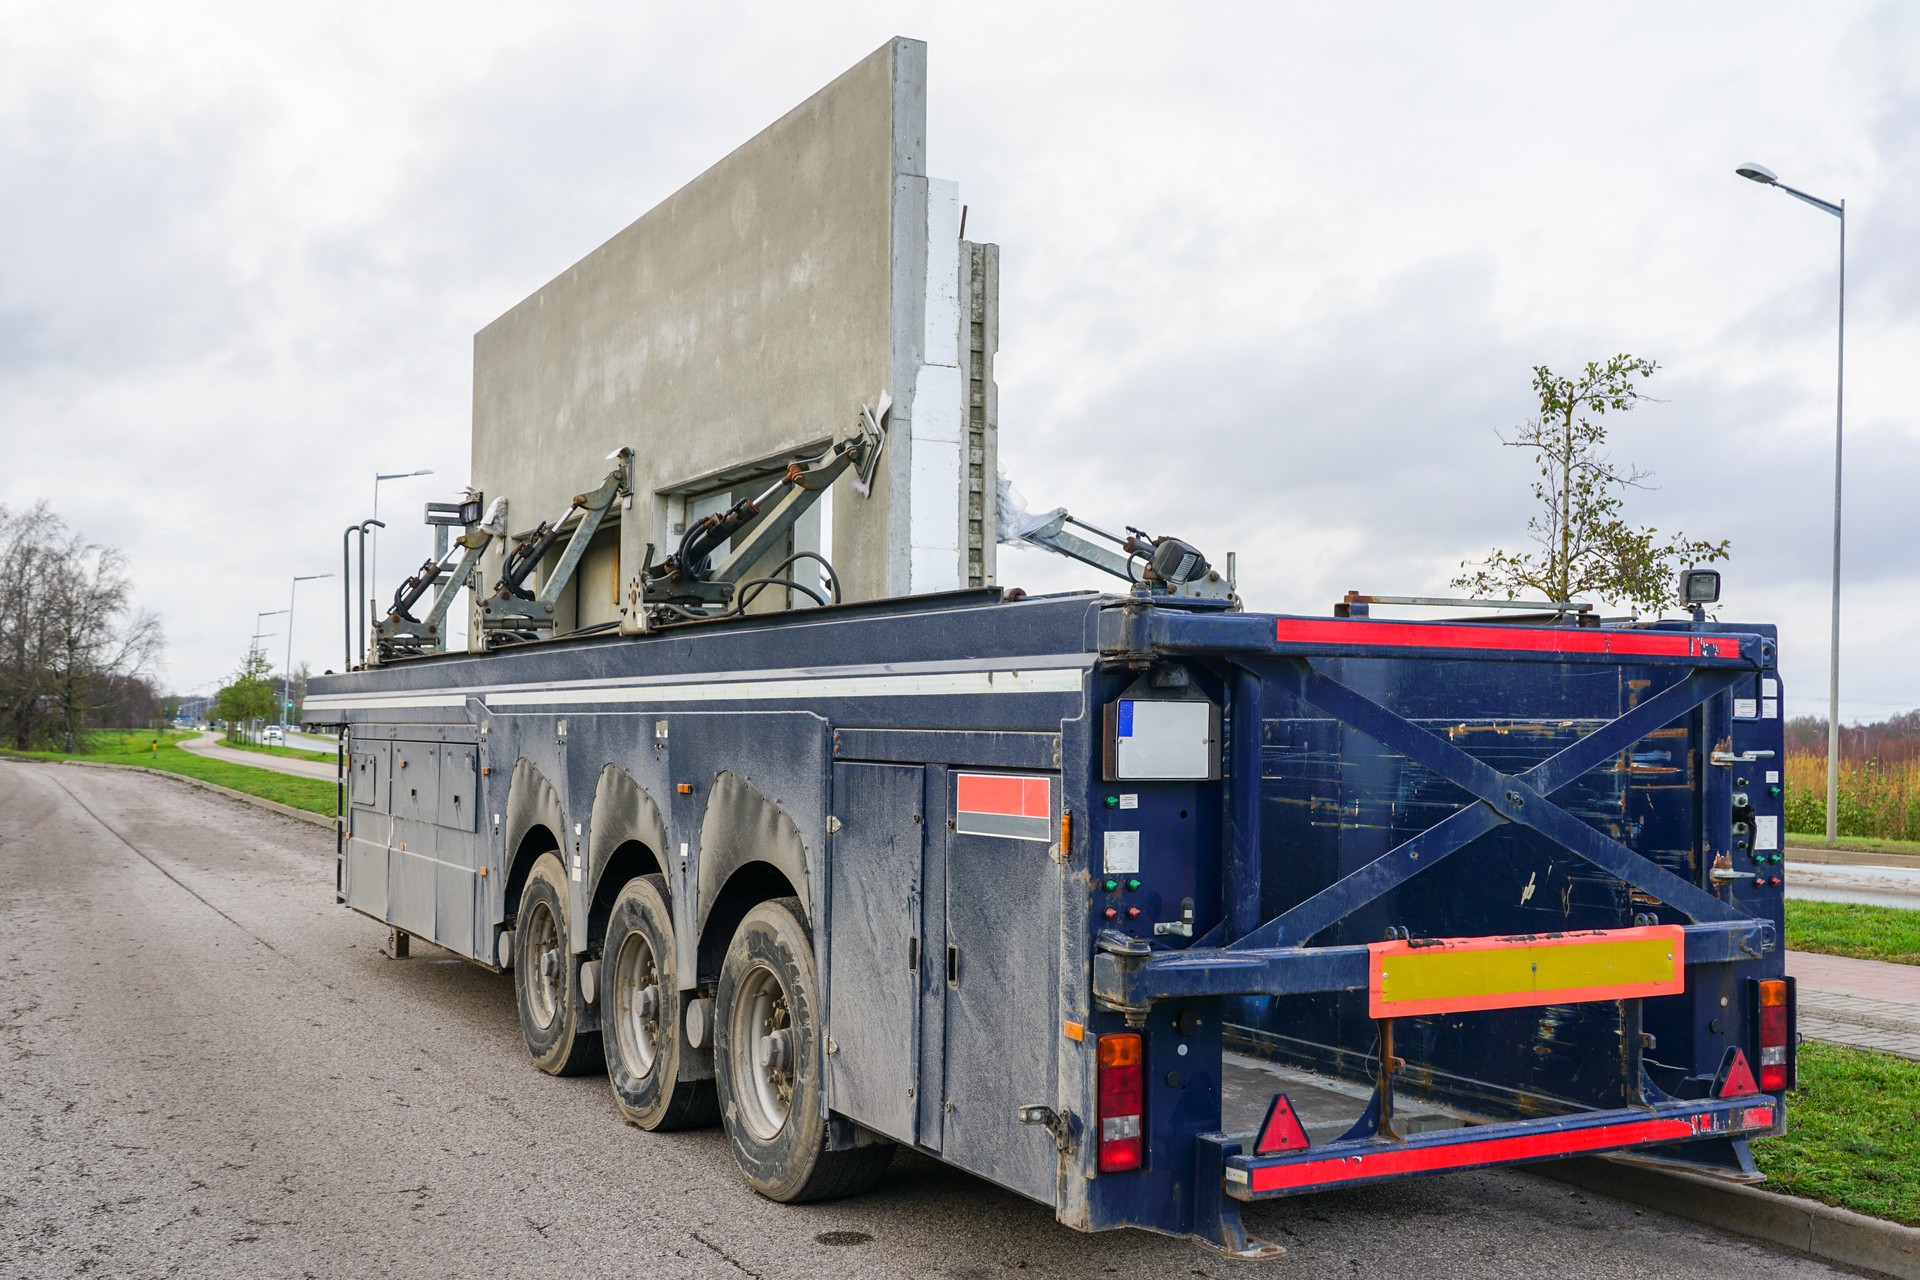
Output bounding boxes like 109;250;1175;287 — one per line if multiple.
696;770;812;945
698;860;805;984
586;763;668;949
502;757;566;928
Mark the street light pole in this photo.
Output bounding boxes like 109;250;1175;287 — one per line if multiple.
283;573;334;729
1736;162;1846;846
372;469;434;620
251;610;287;745
249;626;279;745
253;609;287;657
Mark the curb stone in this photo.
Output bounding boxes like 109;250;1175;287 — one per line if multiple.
1537;1155;1920;1279
51;758;337;831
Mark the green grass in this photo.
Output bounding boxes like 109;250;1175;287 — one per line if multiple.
4;730;336;816
1785;900;1920;966
1753;1042;1920;1227
1787;832;1920;857
224;738;337;765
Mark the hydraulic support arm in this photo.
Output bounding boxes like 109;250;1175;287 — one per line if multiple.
479;452;632;645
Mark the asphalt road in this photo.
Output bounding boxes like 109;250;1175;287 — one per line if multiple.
0;762;1863;1279
1786;859;1920;909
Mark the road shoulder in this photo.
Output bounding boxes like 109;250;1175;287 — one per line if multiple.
55;758;335;830
1539;1156;1920;1280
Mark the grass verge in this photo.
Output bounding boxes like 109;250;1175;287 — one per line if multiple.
225;739;337;765
4;732;336;817
1753;1042;1920;1227
1786;900;1920;966
1787;832;1920;857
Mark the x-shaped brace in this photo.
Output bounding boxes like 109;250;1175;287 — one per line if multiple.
1228;655;1748;952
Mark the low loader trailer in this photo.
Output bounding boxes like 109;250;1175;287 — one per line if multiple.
308;584;1794;1255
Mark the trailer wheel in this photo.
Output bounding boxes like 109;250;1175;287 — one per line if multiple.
513;853;604;1076
716;897;893;1202
604;874;718;1130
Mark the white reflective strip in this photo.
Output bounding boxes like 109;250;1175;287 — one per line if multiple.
308;665;1085;715
304;693;468;711
484;667;1084;709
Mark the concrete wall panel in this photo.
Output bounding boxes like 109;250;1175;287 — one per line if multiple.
471;37;936;610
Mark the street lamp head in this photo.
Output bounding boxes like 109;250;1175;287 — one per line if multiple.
1735;162;1778;185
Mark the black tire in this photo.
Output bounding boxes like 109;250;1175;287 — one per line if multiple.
715;896;894;1202
604;874;719;1130
513;853;604;1076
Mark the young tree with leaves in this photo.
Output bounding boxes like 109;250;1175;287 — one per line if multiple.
214;649;278;741
1453;355;1729;614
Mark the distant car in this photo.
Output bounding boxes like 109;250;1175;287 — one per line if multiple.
263;726;286;744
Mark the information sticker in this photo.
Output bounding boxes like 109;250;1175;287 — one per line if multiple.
1103;831;1141;874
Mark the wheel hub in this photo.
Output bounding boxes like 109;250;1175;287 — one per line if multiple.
613;928;663;1077
525;900;563;1031
731;963;796;1141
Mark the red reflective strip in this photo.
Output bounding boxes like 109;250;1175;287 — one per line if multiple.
1246;1116;1698;1193
1273;618;1737;659
955;773;1051;818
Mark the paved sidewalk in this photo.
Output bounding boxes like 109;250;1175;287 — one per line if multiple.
1786;950;1920;1061
177;731;336;781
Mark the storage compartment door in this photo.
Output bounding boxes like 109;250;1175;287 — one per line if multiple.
825;763;925;1146
939;770;1062;1204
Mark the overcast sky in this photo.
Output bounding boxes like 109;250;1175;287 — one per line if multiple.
2;2;1914;719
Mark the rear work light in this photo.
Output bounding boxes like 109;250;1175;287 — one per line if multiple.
1756;979;1792;1092
1097;1032;1145;1173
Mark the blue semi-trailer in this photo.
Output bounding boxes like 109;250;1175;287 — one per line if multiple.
306;586;1793;1255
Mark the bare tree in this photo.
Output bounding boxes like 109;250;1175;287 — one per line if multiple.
0;503;60;748
0;502;165;751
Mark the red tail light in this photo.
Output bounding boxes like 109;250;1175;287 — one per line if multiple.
1097;1033;1145;1173
1757;980;1790;1092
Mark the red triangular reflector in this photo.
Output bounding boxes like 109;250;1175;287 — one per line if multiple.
1717;1048;1759;1098
1255;1093;1311;1155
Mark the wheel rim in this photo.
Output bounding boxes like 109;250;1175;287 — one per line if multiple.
730;962;795;1140
526;898;562;1030
612;927;662;1077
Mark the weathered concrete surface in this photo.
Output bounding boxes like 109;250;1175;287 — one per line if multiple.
0;760;1860;1279
472;37;990;627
